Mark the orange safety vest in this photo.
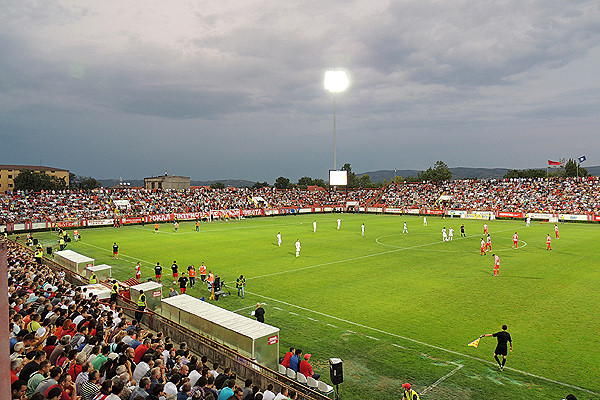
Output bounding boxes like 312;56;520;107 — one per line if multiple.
155;224;159;229
189;268;196;277
207;273;214;283
199;265;206;275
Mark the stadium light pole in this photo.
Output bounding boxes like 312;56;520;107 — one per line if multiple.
324;70;349;171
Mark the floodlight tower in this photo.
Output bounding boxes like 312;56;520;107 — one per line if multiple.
324;70;349;171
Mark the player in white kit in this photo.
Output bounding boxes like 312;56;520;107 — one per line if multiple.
337;218;341;230
448;227;454;240
423;217;427;226
403;222;408;233
277;232;282;247
313;220;317;233
442;227;448;241
295;239;301;257
361;223;365;236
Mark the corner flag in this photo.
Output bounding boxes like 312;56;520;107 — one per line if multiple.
578;155;586;163
467;338;480;348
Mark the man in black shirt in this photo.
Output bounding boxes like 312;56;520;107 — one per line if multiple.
480;324;512;371
171;261;179;285
254;303;265;323
178;272;189;294
154;263;162;283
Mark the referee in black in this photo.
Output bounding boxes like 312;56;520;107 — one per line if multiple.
480;324;512;371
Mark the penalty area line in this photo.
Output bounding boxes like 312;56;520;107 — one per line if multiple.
420;363;464;396
246;290;600;396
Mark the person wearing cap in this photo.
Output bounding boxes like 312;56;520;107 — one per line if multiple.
299;353;320;380
402;382;420;400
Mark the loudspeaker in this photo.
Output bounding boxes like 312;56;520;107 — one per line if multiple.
329;358;343;384
33;238;38;245
46;246;53;255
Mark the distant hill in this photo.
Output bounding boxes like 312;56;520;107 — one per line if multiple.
359;166;599;182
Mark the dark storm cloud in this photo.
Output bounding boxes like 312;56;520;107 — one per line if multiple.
0;0;599;180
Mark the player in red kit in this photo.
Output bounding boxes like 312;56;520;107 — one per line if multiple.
483;224;488;234
512;232;519;249
492;254;500;276
486;234;492;251
481;238;487;255
554;224;560;239
546;234;552;250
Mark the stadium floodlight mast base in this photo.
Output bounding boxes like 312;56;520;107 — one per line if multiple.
324;70;349;171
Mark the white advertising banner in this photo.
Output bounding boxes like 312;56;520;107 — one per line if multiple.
526;213;553;220
406;209;420;214
385;208;403;214
558;214;588;221
86;219;114;226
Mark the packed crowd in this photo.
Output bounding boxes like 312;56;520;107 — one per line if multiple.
380;177;600;213
1;177;599;225
6;239;300;400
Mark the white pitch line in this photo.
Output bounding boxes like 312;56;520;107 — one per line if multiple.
326;323;339;328
234;304;263;313
244;290;600;396
365;335;380;341
76;241;156;266
307;317;319;322
288;312;299;316
420;364;464;396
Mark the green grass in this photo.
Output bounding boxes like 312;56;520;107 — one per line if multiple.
28;214;600;400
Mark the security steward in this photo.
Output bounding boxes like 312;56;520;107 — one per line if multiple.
59;237;66;251
89;272;97;284
34;246;44;264
402;383;419;400
110;279;120;302
135;290;147;321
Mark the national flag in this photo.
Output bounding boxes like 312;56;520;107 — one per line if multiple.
548;160;562;166
578;156;586;163
467;338;480;348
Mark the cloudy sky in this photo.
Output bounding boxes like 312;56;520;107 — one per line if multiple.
1;1;599;182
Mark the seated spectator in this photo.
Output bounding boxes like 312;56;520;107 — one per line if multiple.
281;347;294;368
299;353;320;380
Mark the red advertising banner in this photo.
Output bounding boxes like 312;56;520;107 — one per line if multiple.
148;214;173;222
174;212;209;220
55;220;81;228
425;210;444;215
593;215;600;222
268;335;279;345
242;209;264;217
497;212;524;218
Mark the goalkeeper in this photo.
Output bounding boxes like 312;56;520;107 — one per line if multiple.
480;324;512;371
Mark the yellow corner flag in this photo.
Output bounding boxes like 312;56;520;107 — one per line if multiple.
467;338;480;348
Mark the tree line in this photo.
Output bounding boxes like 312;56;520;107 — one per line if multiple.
10;158;590;192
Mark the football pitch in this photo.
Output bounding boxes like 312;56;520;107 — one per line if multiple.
32;214;600;400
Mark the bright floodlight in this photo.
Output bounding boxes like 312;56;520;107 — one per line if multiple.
324;70;349;93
